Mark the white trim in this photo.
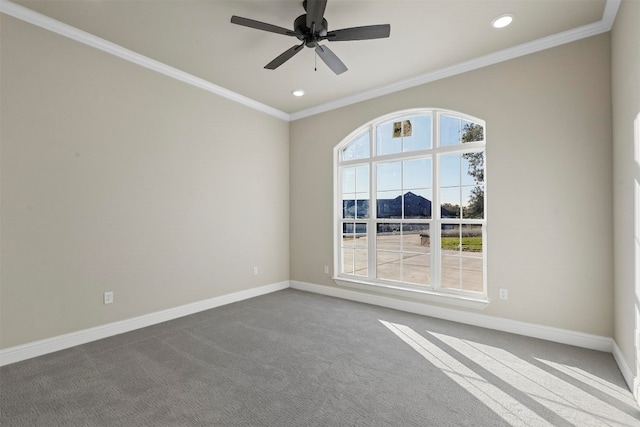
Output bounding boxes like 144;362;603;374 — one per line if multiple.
0;279;623;378
289;0;621;121
290;280;614;353
335;109;488;301
0;281;290;367
334;278;489;310
602;0;622;30
612;341;637;394
0;0;290;122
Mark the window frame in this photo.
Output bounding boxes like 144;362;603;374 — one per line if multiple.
334;109;488;306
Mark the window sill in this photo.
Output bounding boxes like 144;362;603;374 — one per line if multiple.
333;277;489;310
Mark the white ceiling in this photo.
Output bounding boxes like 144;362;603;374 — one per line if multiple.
4;0;614;119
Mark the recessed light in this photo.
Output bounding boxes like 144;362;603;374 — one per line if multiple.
292;89;305;97
492;14;514;29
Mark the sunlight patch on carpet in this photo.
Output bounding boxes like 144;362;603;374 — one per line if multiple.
380;320;640;426
379;320;551;426
430;331;639;427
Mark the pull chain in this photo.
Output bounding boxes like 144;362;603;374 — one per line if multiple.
315;50;317;71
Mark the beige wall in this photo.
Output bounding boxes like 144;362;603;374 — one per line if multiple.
0;15;290;349
612;0;640;391
291;34;613;336
0;7;624;355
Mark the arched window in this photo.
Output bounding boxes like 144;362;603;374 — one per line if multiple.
335;109;486;300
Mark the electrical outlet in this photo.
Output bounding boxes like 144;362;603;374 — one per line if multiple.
103;291;114;305
324;265;329;274
499;288;508;300
253;266;258;276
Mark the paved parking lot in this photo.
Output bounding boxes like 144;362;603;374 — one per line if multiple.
342;234;483;292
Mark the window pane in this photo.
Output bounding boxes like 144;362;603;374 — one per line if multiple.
402;115;432;152
461;121;484;143
377;251;401;282
356;165;369;192
377;161;402;191
342;223;368;277
403;253;430;285
355;195;370;219
377;121;402;155
354;224;368;248
342;222;356;247
403;158;431;189
404;190;432;219
377;223;401;251
442;225;461;295
462;152;484;186
461;256;483;292
462;186;483;219
402;223;430;254
354;250;368;276
440;115;461;146
442;226;462;289
376;223;402;280
343;165;370;219
441;224;461;254
342;167;356;193
441;224;483;291
440;154;461;187
342;249;354;275
441;256;461;289
342;132;370;160
343;222;367;239
461;224;483;293
440;188;461;218
461;224;483;252
377;191;402;218
342;196;355;218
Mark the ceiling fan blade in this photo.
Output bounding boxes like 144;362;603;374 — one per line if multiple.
231;15;296;37
305;0;327;30
315;44;347;75
326;24;391;41
265;44;305;70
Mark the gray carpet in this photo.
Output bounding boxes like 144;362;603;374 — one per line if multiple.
1;289;639;426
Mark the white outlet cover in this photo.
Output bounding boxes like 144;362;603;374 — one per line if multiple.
103;291;114;304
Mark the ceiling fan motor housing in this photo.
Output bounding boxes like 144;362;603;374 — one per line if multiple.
294;14;328;47
230;0;390;74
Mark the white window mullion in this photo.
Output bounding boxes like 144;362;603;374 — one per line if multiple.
369;128;377;280
433;150;441;291
336;108;486;299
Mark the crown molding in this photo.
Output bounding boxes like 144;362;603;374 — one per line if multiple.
0;0;291;122
1;0;620;123
289;0;621;121
602;0;622;29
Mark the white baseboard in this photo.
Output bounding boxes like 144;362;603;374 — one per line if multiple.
612;341;637;395
0;281;290;367
290;280;614;353
0;280;620;372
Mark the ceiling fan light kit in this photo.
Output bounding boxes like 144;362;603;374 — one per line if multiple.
230;0;391;75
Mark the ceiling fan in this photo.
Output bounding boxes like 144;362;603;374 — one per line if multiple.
230;0;391;75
